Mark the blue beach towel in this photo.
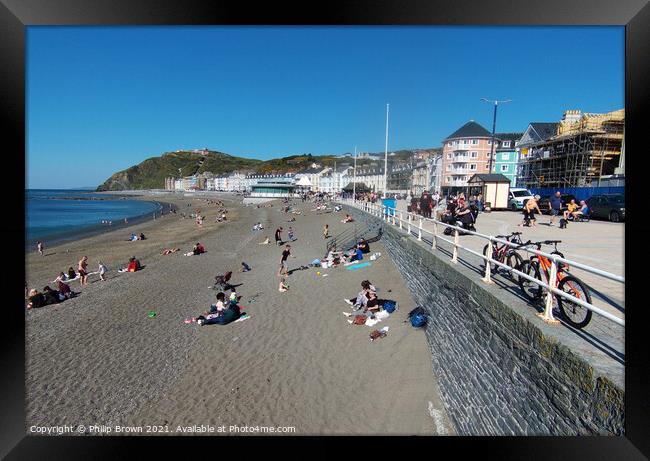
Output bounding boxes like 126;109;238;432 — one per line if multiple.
346;262;372;271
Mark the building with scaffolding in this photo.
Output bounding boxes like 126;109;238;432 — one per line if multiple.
516;109;624;189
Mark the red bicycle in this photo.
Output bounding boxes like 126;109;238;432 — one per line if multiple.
482;231;525;278
517;240;593;329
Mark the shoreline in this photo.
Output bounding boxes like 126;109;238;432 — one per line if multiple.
25;200;173;251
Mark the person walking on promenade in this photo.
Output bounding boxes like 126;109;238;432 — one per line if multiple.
37;241;44;256
275;226;283;246
548;191;563;226
78;256;89;287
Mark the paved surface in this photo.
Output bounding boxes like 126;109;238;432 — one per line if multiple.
343;199;625;387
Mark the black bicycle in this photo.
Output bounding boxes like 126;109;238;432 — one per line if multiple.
516;240;593;329
482;231;525;277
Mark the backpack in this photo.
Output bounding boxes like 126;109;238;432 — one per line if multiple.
407;306;428;328
383;300;397;313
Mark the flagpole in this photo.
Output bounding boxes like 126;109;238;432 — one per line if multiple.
384;103;389;198
353;146;357;200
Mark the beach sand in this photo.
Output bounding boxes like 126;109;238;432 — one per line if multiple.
25;193;454;435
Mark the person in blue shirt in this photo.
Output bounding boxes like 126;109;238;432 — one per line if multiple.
571;200;589;220
548;191;563;226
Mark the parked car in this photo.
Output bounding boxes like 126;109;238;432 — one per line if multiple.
536;194;577;215
508;188;535;211
587;194;625;222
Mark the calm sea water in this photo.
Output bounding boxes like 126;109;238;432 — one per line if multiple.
26;189;161;245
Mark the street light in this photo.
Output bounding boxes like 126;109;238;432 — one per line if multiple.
481;98;512;173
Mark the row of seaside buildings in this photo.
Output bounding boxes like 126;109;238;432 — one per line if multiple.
164;108;624;197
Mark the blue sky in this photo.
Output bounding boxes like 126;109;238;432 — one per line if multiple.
26;26;624;189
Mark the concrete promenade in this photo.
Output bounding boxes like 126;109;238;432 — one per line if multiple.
347;199;624;388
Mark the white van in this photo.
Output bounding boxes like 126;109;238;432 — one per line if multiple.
508;188;535;211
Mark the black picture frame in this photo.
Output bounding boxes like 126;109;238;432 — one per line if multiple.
3;0;647;458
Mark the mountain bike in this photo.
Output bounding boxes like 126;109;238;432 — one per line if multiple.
516;240;593;329
482;231;525;277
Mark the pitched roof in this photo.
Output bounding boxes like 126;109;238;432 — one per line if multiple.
467;173;511;183
495;132;524;143
443;121;491;141
529;123;558;141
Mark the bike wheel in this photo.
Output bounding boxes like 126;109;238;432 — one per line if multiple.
505;250;524;279
482;244;498;272
556;274;593;329
518;260;543;302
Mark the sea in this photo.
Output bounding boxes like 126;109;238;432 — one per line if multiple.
26;189;163;247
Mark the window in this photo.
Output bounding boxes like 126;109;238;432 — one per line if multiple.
487;140;492;145
501;152;510;160
447;165;452;171
471;151;477;158
501;165;509;172
470;164;477;170
447;153;452;159
471;139;478;145
446;177;450;183
447;142;452;147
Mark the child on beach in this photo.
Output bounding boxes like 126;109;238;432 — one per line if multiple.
323;224;329;239
37;241;43;256
287;227;294;242
240;262;251;272
279;278;289;292
275;227;283;246
98;261;107;281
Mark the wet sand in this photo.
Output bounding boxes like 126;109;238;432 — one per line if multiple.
25;193;453;435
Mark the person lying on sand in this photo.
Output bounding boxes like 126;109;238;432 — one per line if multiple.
196;292;241;326
259;237;270;245
341;214;354;223
240;262;251;272
161;248;180;255
26;288;45;309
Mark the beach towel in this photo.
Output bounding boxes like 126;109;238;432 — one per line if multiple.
346;262;372;271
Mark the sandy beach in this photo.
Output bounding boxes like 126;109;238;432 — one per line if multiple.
25;193;453;435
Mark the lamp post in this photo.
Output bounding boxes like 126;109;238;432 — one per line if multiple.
384;103;389;197
481;98;511;173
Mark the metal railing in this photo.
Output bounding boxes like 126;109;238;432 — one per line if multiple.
339;198;624;328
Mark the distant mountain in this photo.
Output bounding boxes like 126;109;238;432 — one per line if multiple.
95;147;440;191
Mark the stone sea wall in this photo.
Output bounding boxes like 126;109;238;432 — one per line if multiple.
348;207;624;436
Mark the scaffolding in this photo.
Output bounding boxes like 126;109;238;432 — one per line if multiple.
518;109;624;188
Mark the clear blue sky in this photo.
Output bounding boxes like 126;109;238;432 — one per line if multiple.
27;26;624;189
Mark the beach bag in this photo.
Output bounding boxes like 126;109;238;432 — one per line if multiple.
411;313;427;328
353;315;367;325
383;300;397;313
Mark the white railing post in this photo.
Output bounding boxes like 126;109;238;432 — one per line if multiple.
542;258;560;324
418;218;423;241
452;229;459;263
432;221;437;250
391;209;396;225
482;237;493;284
407;214;411;235
399;212;403;229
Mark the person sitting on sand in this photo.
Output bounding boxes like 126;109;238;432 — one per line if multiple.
240;262;251;272
357;239;370;254
126;257;142;272
341;214;354;223
55;273;75;299
67;267;77;281
129;233;138;241
185;243;205;256
344;280;377;310
259;236;270;245
139;232;146;240
343;245;364;264
279;277;289;292
196;292;241;326
161;248;180;255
